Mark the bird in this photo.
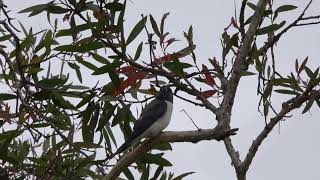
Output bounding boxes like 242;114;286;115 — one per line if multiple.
108;85;173;159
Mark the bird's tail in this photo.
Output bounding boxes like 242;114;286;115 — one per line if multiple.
107;134;138;160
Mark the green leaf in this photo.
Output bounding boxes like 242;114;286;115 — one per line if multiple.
91;53;110;64
134;42;143;61
46;5;68;14
0;93;17;101
240;71;256;76
256;21;286;35
82;124;94;143
112;105;134;127
153;143;172;151
304;66;314;78
76;94;95;108
52;94;76;110
275;5;298;13
96;105;116;131
247;2;257;10
123;168;135;180
19;3;48;13
151;166;163;180
106;125;117;146
173;172;195;180
75;55;98;71
274;89;300;95
68;62;82;83
160;12;169;35
56;23;96;37
73;142;102;149
0;34;12;42
164;61;192;76
105;2;125;11
92;65;111;75
37;77;67;88
302;95;315;114
150;15;161;38
92;61;121;87
54;41;104;53
126;16;147;45
140;153;172;167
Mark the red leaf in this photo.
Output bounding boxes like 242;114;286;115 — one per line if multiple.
201;90;217;99
202;64;216;86
115;66;137;75
113;72;146;96
231;17;238;28
164;38;178;50
152;54;174;65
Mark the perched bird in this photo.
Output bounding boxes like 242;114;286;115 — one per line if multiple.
109;86;173;158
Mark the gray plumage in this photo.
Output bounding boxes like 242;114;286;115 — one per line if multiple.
110;86;173;158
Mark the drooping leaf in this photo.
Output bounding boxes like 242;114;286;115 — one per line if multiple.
126;16;147;45
113;72;146;96
0;93;17;101
202;64;216;87
302;95;315;114
256;21;286;35
298;56;308;75
19;3;49;13
56;23;96;37
160;12;170;35
172;172;195;180
139;153;172;167
0;34;12;42
164;61;192;76
274;89;300;95
151;166;163;180
105;2;125;11
75;55;98;71
54;41;104;53
73;142;102;149
134;42;143;61
123;168;135;180
275;5;298;13
52;94;76;110
149;15;161;38
199;90;217;99
247;2;257;10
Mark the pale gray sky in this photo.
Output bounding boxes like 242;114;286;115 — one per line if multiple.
3;0;320;179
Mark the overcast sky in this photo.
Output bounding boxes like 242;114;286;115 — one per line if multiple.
3;0;320;179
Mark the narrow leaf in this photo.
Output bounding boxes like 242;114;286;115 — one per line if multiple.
126;16;147;45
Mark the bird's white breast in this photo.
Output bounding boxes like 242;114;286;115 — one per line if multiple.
141;100;173;138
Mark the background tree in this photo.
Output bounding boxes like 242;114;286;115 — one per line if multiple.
0;0;319;179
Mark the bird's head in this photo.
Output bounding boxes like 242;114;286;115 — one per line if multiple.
156;86;173;103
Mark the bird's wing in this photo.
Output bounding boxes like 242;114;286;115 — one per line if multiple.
133;99;167;136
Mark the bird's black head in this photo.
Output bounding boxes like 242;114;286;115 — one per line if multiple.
156;86;173;103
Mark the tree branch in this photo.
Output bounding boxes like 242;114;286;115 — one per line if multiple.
258;0;316;55
242;88;320;172
218;0;269;174
104;127;239;180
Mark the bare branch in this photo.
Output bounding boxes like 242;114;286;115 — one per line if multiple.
239;0;248;38
104;127;239;180
258;0;317;55
242;89;320;172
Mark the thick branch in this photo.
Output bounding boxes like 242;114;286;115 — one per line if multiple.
104;127;238;180
220;0;268;125
242;89;320;172
218;0;269;175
